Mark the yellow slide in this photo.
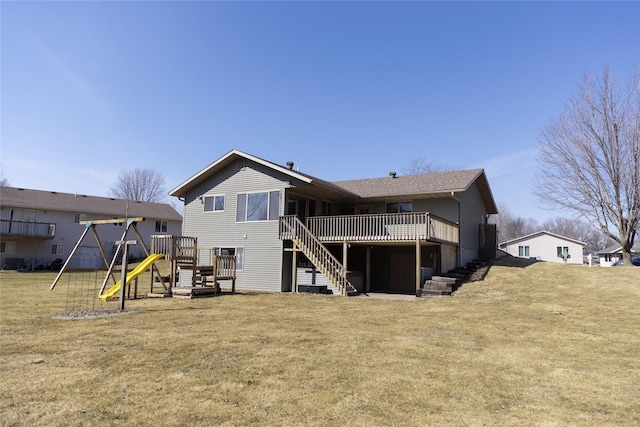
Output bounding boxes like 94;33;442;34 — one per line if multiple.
99;253;165;302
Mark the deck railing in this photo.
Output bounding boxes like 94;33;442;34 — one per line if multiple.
306;212;459;244
279;215;355;295
0;220;56;238
150;235;197;265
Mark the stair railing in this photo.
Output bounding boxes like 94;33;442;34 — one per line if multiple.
280;215;355;295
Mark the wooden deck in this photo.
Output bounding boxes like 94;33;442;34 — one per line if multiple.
281;212;459;245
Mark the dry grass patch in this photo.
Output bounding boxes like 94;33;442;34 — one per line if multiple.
1;262;639;426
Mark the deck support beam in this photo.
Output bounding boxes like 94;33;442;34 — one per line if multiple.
416;238;421;293
342;241;349;296
291;248;297;293
366;246;371;293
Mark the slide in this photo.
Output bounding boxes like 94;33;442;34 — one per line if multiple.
99;253;165;302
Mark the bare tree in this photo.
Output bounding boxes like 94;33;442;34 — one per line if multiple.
110;168;167;203
490;201;538;242
404;157;451;175
540;217;614;253
0;164;9;187
535;66;640;266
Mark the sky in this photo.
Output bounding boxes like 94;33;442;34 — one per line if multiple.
1;1;639;222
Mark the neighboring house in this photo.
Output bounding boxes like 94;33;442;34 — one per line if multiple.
498;231;585;265
597;241;640;267
0;187;182;270
169;149;498;295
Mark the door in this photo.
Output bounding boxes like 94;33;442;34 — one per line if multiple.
389;251;415;293
10;209;37;236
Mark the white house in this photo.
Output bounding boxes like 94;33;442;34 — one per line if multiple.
499;231;585;265
597;241;640;267
1;186;183;270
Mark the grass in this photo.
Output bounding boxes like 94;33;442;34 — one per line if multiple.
1;260;639;426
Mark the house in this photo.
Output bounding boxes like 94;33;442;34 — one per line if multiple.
498;231;585;265
597;241;640;267
169;150;498;295
0;187;183;270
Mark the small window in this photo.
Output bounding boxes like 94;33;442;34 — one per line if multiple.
204;195;225;212
51;243;64;255
74;213;87;223
518;246;530;257
113;217;123;227
0;241;16;254
216;247;244;271
386;201;413;213
155;221;168;233
557;246;569;257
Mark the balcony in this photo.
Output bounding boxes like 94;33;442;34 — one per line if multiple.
281;212;459;245
0;219;56;239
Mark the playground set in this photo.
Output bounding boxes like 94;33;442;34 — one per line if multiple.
49;217;237;312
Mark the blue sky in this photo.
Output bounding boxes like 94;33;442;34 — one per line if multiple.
2;1;638;221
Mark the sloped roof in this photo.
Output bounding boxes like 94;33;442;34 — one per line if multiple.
333;169;498;213
596;241;640;255
499;230;586;247
169;150;498;214
1;187;182;221
169;149;358;198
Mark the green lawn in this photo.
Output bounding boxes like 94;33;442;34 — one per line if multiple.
1;260;638;426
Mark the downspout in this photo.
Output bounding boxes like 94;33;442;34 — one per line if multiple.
451;191;461;267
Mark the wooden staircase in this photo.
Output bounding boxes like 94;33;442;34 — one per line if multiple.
280;216;357;296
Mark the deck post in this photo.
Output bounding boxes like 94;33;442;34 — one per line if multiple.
343;240;348;296
291;249;297;293
416;237;421;293
366;246;371;293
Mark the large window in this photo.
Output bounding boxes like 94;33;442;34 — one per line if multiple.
557;246;569;257
518;245;530;257
386;201;413;213
236;191;280;222
204;195;225;212
216;247;244;271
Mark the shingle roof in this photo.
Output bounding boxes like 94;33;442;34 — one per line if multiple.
596;241;640;255
170;150;498;214
332;169;498;213
333;169;483;198
1;187;182;221
498;230;586;247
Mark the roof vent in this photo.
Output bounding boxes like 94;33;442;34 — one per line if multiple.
389;171;397;178
286;161;294;170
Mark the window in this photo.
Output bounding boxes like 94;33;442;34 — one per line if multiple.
0;241;16;254
216;247;244;271
155;221;168;232
557;246;569;258
74;213;87;223
386;201;413;213
51;244;64;255
113;217;123;227
518;246;530;257
236;191;280;222
204;195;225;212
321;201;333;216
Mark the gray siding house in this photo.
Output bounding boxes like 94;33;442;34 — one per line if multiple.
1;187;183;270
170;150;498;295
